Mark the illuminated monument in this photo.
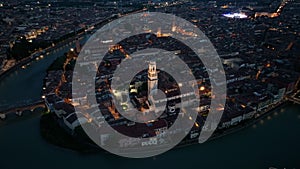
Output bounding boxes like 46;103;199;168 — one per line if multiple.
148;61;158;96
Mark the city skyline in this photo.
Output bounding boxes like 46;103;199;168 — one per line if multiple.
0;0;299;168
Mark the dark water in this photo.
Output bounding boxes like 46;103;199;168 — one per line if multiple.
0;104;299;169
0;35;299;169
0;37;89;110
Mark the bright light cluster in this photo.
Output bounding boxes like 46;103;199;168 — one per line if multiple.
223;13;248;19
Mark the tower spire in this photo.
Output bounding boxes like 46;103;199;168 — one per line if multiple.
148;61;158;96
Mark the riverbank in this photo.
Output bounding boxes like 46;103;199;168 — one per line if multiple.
39;100;292;155
0;33;84;82
178;100;291;149
40;113;101;154
1;103;299;169
0;8;144;82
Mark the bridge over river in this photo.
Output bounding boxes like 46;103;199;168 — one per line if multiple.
0;100;46;120
287;90;300;105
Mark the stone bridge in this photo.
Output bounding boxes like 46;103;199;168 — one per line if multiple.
0;100;46;120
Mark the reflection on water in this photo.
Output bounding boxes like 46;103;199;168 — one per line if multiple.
260;119;264;125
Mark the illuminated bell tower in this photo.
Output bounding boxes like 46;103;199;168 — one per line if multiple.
148;61;158;96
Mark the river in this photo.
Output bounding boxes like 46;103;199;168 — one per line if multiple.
0;36;89;110
0;35;299;169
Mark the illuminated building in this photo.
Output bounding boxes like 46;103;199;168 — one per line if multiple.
148;61;158;96
222;12;248;19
